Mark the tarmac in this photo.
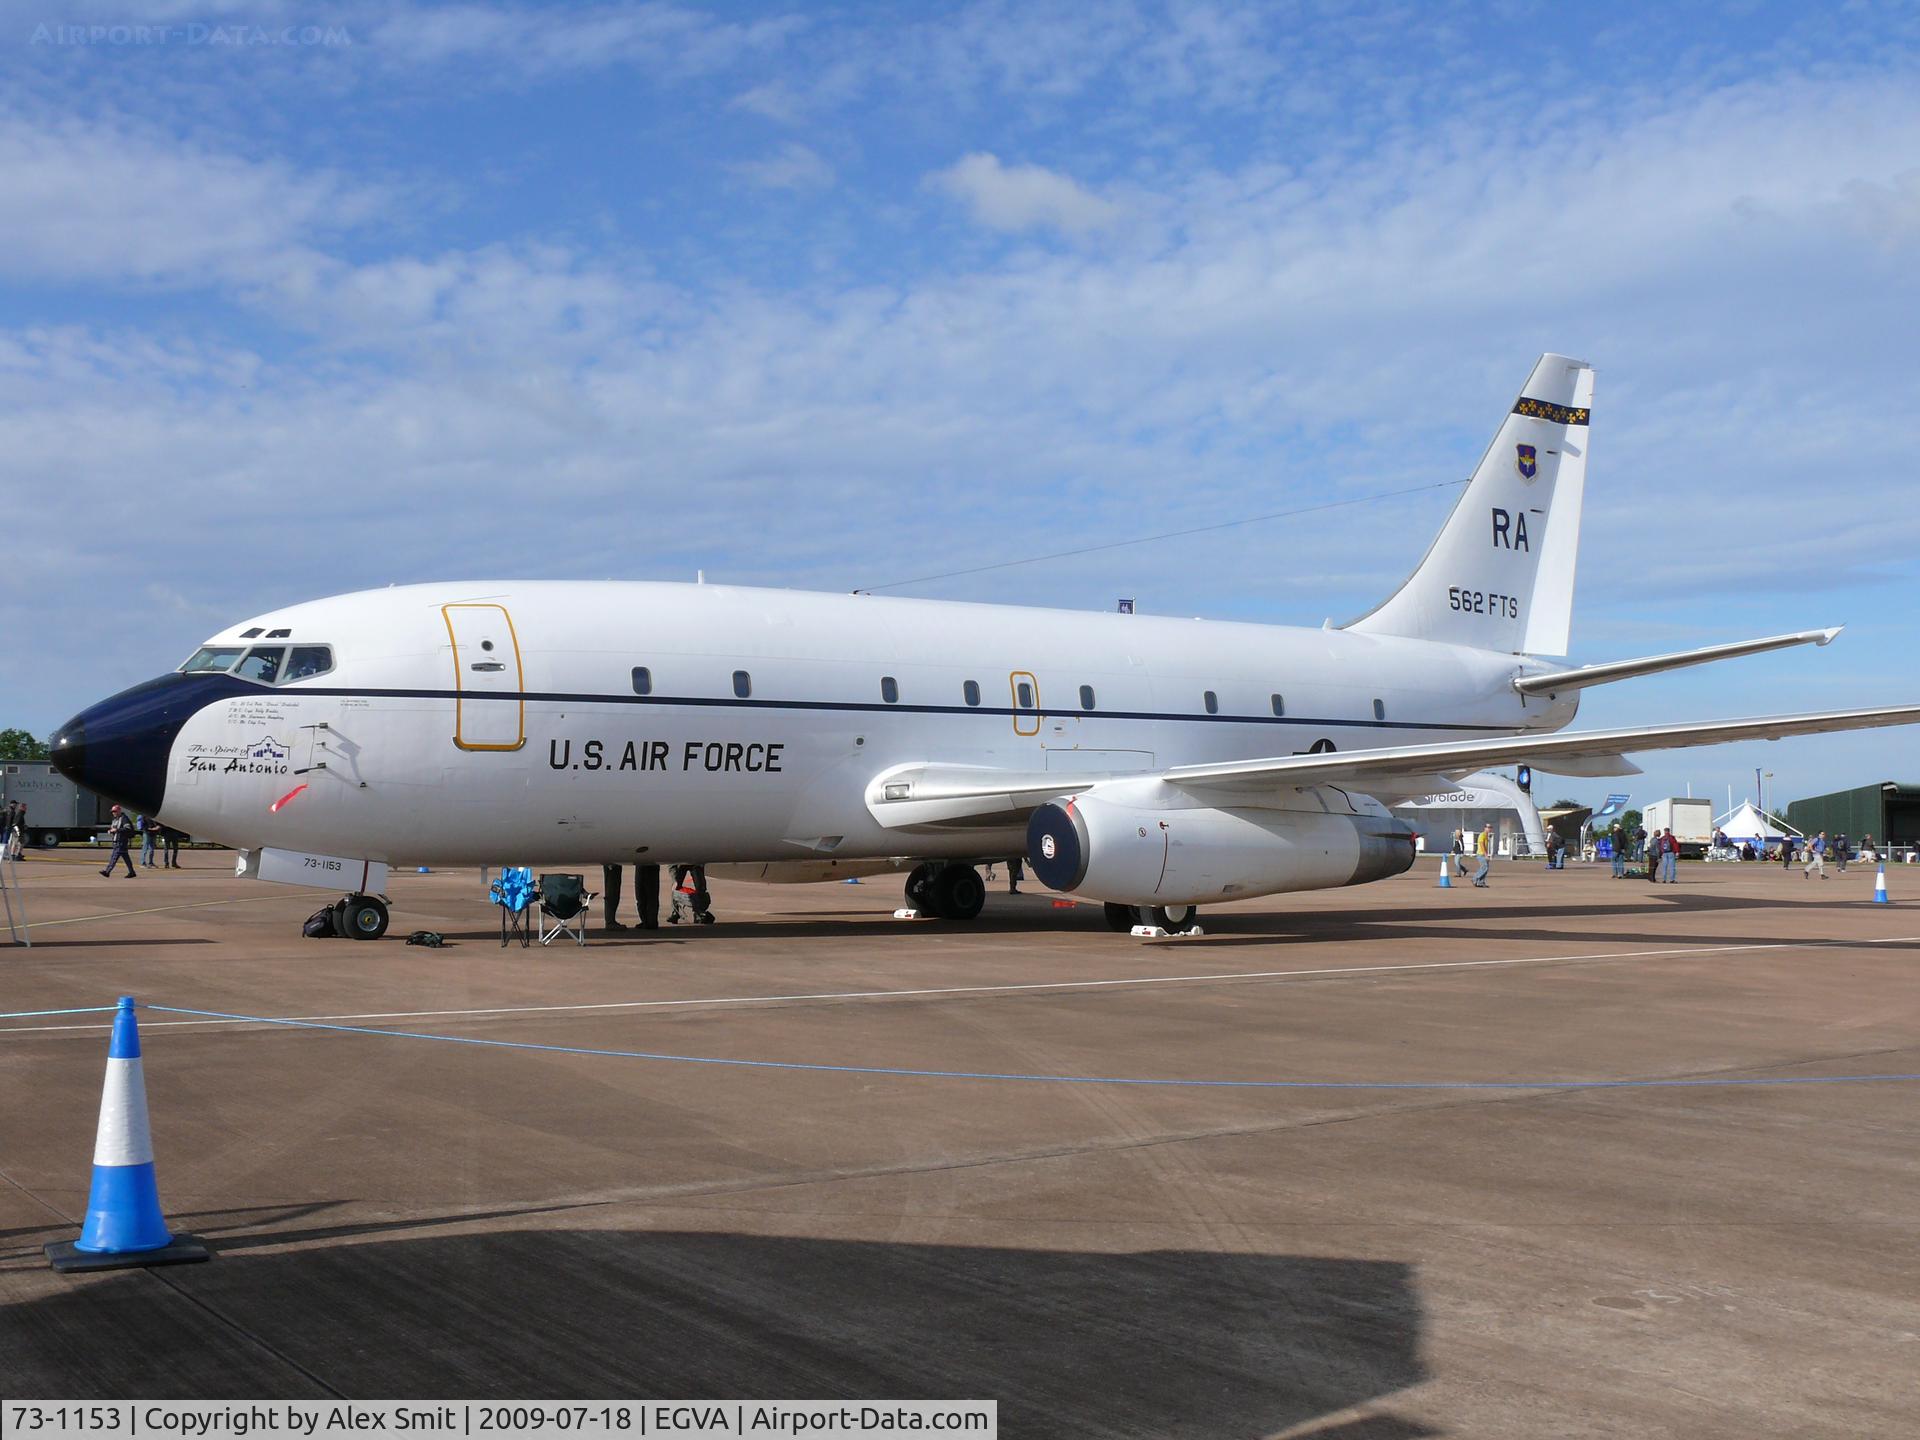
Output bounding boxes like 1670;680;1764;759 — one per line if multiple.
1;849;1917;1438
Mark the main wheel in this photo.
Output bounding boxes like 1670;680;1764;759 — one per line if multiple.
930;865;986;921
904;863;936;910
1142;903;1199;933
1104;902;1140;932
343;895;390;940
38;832;60;849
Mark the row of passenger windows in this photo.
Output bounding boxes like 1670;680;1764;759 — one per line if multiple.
631;667;1387;719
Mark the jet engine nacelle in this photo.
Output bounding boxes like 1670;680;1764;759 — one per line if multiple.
1026;790;1417;907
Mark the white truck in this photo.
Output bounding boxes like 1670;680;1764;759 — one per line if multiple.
1642;797;1715;858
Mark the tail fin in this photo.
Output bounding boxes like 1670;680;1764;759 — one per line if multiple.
1346;353;1593;656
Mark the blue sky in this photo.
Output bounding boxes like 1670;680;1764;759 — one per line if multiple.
3;0;1918;816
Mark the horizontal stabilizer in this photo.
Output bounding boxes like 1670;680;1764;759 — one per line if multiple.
1515;628;1842;697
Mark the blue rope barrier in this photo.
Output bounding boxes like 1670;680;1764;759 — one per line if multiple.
142;1004;1920;1091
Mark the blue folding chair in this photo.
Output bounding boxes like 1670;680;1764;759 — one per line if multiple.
490;865;536;948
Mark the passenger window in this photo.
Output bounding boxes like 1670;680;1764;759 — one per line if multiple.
1270;693;1285;717
181;646;246;674
632;667;652;696
881;676;899;704
283;646;333;682
963;680;981;707
234;648;284;684
1372;698;1386;720
733;670;752;699
1203;690;1219;715
1079;684;1096;711
1016;680;1034;709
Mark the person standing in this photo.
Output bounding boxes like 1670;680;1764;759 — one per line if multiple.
1662;828;1681;883
601;863;628;930
1609;823;1626;878
137;814;157;867
1007;857;1025;894
161;824;182;868
634;862;661;929
99;805;137;878
1472;823;1493;887
1780;836;1795;870
5;802;24;860
1834;833;1849;874
1803;831;1828;880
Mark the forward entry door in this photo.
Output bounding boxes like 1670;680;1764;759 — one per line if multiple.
443;604;525;750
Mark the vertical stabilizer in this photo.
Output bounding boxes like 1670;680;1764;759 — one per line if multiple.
1346;354;1593;656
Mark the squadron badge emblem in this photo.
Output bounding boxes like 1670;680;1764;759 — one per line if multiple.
1515;443;1537;481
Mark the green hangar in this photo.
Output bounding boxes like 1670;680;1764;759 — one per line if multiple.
1785;782;1920;847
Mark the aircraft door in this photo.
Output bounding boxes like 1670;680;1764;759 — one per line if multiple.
1010;671;1040;736
443;604;525;751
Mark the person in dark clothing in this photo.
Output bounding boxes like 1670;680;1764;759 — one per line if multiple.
161;825;182;868
1007;857;1024;894
602;863;627;930
99;805;137;878
634;863;661;928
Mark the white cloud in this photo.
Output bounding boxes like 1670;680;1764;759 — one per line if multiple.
0;107;378;287
929;152;1123;234
729;142;834;192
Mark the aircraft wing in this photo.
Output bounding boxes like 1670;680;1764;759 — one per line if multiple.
1164;703;1920;791
866;704;1920;830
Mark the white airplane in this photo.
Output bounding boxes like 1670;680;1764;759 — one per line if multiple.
50;355;1918;939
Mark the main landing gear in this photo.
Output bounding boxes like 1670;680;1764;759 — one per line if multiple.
335;893;390;940
904;862;987;921
1103;902;1201;934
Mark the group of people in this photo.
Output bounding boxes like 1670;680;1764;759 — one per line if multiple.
600;862;716;930
96;805;183;876
1782;830;1866;878
1603;822;1682;881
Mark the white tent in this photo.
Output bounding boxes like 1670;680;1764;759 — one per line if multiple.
1715;801;1798;845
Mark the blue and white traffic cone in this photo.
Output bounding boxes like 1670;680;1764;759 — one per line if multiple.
1874;863;1890;905
844;876;861;884
46;997;209;1272
1436;855;1452;889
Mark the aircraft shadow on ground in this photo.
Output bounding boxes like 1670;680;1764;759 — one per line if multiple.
5;1227;1434;1438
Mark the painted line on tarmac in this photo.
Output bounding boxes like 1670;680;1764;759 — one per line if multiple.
134;1002;1920;1090
4;933;1917;1036
20;893;312;930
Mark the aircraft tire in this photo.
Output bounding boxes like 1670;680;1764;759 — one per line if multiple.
343;895;390;941
1103;902;1139;932
1143;904;1199;933
931;864;986;921
904;863;936;910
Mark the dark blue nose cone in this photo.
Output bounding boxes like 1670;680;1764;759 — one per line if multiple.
51;674;236;818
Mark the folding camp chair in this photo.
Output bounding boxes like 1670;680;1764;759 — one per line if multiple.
536;872;596;946
490;865;536;948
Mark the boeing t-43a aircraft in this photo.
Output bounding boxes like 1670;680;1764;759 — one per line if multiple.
51;355;1918;937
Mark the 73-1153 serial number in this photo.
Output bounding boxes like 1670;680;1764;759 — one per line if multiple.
1449;587;1518;619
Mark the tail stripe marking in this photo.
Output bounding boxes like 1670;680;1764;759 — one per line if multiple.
1512;398;1590;425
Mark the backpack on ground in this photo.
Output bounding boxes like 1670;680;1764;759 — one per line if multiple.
404;930;447;948
303;905;339;938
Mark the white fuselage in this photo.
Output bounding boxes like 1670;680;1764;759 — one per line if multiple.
156;581;1576;868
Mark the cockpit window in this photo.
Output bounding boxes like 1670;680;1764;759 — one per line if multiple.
234;647;284;684
182;646;246;673
283;646;333;682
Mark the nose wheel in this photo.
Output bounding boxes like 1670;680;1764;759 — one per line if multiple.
336;894;390;940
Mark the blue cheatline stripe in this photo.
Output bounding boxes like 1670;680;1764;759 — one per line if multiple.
0;1006;118;1019
142;1005;1920;1091
283;684;1513;734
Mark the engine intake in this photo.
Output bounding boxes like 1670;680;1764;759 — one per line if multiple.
1027;792;1416;906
